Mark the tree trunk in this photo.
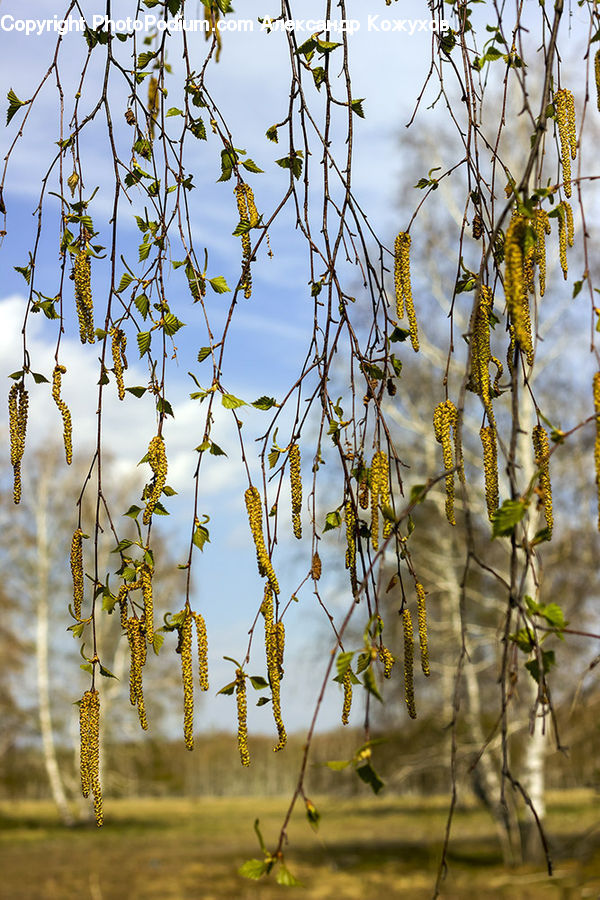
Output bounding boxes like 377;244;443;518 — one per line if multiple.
35;466;75;827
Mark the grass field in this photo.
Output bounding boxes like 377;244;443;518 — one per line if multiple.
1;791;599;899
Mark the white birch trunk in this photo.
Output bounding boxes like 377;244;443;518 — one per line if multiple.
35;466;75;826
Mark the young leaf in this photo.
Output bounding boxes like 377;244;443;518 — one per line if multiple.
209;275;231;294
222;393;246;409
239;859;268;881
6;89;25;126
137;331;151;357
491;499;527;537
356;762;384;795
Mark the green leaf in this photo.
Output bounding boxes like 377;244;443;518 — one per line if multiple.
509;627;535;653
239;859;268;881
69;622;86;638
256;696;271;707
80;663;93;675
139;240;152;262
123;505;142;519
157;397;174;417
305;800;320;831
222;393;246;409
336;651;354;680
525;650;556;684
116;273;134;293
209;276;231;294
162;313;185;336
536;602;567;631
363;667;384;703
152;632;165;655
197;347;211;362
112;538;134;554
266;125;278;143
249;675;269;690
166;107;183;117
325;759;350;771
31;372;49;384
242;158;264;174
209;442;227;457
276;864;302;887
324;510;342;532
125;386;147;398
315;38;341;53
356;762;384;795
217;680;236;696
135;293;150;319
137;331;151;357
275;153;303;180
99;664;117;679
268;448;280;469
351;98;365;118
6;89;25;126
193;523;210;551
491;498;527;537
312;66;326;90
190;117;207;140
390;326;411;343
252;396;277;410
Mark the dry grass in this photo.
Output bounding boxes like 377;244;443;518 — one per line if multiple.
0;791;599;898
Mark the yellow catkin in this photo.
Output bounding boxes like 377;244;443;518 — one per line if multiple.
143;434;168;525
555;88;577;198
140;564;154;644
79;689;103;826
262;585;286;750
504;215;534;365
243;183;259;227
311;551;322;580
51;365;73;464
111;328;127;401
480;425;499;521
358;466;370;509
147;75;159;139
180;609;194;750
345;500;356;571
194;613;209;692
393;231;419;351
8;382;28;504
379;646;394;679
595;50;600;112
289;443;302;539
532;424;553;536
244;486;279;594
127;617;148;730
341;668;353;725
470;284;493;415
415;582;430;677
118;583;129;630
370;450;391;549
235;668;250;766
594;373;600;531
558;201;573;281
70;528;84;619
472;211;483;240
234;184;253;299
433;400;457;525
402;608;417;719
74;248;94;344
523;244;535;295
534;209;551;297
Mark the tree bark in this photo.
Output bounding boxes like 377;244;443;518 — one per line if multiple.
35;465;75;827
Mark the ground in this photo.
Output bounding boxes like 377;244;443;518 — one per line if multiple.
0;791;599;898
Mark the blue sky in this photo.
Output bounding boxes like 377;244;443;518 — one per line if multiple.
0;0;596;742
